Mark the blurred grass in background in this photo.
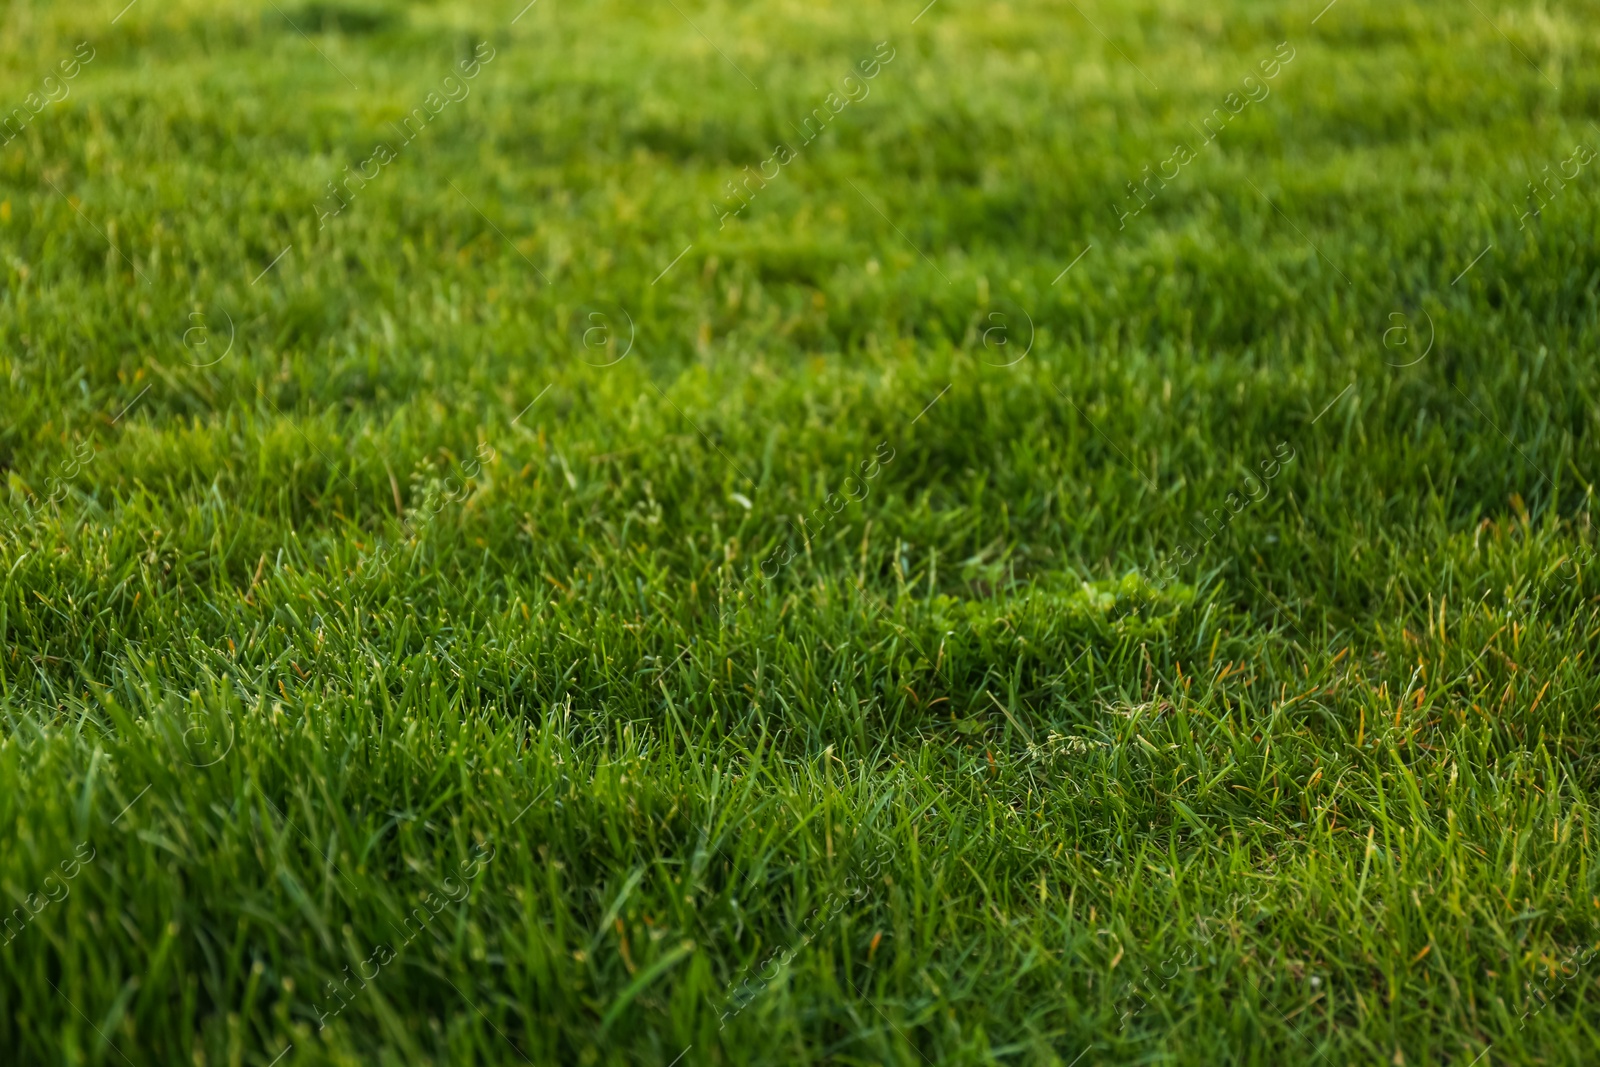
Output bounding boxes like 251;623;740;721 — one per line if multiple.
3;0;1600;1062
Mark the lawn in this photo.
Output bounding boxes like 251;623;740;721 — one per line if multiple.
3;0;1600;1063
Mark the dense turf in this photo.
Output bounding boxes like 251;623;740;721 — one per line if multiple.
3;0;1600;1063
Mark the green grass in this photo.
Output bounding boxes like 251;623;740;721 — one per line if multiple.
3;0;1600;1062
